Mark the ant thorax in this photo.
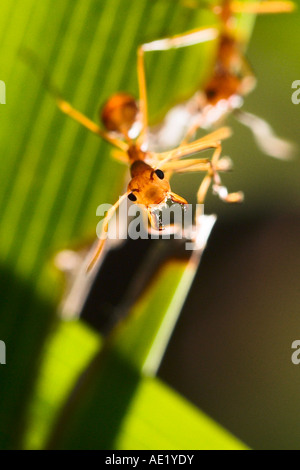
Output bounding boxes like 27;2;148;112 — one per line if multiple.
127;144;150;164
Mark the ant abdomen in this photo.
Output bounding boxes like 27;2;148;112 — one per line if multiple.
100;92;139;136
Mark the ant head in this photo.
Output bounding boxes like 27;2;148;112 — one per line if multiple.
127;161;187;209
100;92;140;137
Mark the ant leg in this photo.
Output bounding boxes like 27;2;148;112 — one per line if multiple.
163;154;234;173
110;149;130;164
55;99;128;151
161;157;210;173
140;26;218;53
137;45;149;145
197;174;213;208
193;145;243;211
86;191;129;272
20;48;128;152
230;1;295;15
183;126;232;146
155;126;232;167
136;26;218;145
179;114;206;146
196;144;220;205
184;1;295;18
203;145;244;204
234;109;296;159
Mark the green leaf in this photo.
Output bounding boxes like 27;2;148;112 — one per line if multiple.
23;320;101;450
40;224;248;450
24;316;247;450
0;0;257;450
115;376;247;450
24;311;247;450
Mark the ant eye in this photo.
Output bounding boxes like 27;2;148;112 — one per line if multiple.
155;169;164;180
128;192;137;202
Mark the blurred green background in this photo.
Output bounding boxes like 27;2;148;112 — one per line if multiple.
0;0;299;450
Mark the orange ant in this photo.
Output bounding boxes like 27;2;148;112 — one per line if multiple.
21;47;241;273
140;0;296;158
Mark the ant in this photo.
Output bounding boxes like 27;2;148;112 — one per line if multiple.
21;44;241;273
139;0;296;158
